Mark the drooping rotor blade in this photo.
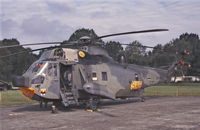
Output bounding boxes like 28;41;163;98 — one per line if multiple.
0;41;80;58
0;46;59;59
98;29;169;39
61;41;80;46
0;42;62;49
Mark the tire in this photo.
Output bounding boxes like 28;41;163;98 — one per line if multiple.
86;97;99;111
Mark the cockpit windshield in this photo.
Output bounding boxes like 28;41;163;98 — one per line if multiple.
26;61;47;74
26;60;58;77
32;62;45;73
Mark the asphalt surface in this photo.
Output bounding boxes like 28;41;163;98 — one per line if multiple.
0;96;200;130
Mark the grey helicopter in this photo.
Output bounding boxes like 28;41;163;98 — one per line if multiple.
0;29;190;112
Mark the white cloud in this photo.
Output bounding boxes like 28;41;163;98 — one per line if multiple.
1;0;200;48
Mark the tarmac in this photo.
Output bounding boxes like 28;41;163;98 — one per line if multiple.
0;96;200;130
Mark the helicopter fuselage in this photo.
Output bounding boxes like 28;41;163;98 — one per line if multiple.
13;46;172;106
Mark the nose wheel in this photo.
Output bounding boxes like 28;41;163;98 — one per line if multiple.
39;100;48;108
51;105;57;113
51;101;60;113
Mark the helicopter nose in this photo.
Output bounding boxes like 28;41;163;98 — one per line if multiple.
12;76;30;87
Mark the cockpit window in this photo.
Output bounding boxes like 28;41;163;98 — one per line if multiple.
47;63;53;76
40;51;51;59
26;61;57;78
102;72;108;81
31;75;44;84
28;61;45;73
47;63;57;77
25;60;46;74
53;64;57;76
92;72;97;81
32;62;45;73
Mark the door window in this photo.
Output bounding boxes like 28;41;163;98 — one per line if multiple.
92;72;97;81
102;72;108;81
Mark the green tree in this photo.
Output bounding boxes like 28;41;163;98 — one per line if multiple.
125;41;148;65
103;41;123;61
149;33;200;76
0;39;38;82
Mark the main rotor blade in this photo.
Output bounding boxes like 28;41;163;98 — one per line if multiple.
0;41;79;58
98;29;169;39
120;43;154;49
0;46;59;59
0;42;62;49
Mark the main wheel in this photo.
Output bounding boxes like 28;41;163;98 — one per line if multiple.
86;97;99;111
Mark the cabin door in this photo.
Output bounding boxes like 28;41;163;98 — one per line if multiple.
60;64;73;91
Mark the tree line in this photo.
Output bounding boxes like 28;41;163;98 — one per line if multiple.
104;33;200;76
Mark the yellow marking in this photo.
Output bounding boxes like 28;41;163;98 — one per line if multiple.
86;109;101;112
130;81;143;90
20;87;36;99
86;109;94;112
78;51;86;58
96;109;101;112
9;113;23;116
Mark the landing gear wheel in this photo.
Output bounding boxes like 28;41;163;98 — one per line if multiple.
86;97;99;111
51;105;57;113
141;97;145;102
51;102;59;113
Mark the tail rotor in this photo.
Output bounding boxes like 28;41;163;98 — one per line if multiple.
172;49;191;82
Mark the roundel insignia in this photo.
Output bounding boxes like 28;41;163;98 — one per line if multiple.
78;51;86;58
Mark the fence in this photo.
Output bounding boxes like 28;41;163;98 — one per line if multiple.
144;83;200;96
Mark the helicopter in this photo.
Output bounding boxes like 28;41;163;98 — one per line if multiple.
0;29;191;112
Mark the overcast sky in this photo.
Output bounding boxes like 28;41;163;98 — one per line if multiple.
1;0;200;49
